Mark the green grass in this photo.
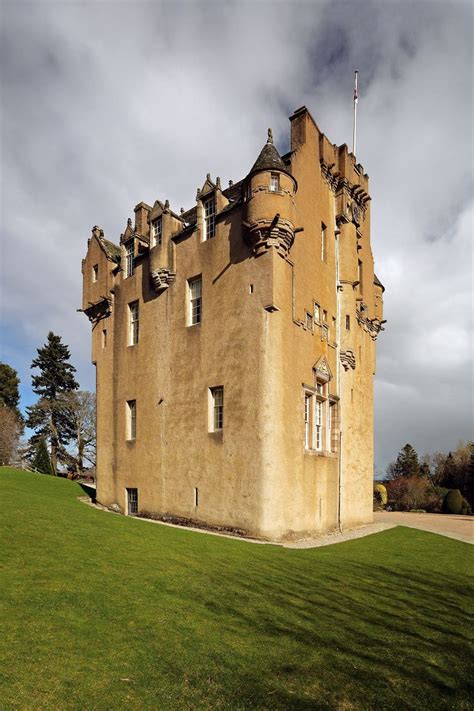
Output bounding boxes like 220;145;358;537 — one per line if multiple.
1;468;473;711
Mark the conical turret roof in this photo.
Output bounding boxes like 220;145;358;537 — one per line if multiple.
249;128;287;174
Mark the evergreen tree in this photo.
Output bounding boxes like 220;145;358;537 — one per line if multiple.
440;452;458;489
25;332;79;475
32;438;53;475
390;443;420;479
0;362;22;422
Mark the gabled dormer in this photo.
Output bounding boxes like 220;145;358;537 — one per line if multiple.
196;174;229;242
147;199;183;294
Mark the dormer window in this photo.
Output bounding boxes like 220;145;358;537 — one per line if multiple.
92;264;98;282
203;196;216;240
269;173;280;192
125;242;134;278
151;217;162;247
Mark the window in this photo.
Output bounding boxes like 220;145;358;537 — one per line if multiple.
151;217;162;247
306;312;313;331
304;393;311;449
357;259;363;291
321;223;327;261
322;324;329;341
126;400;136;440
129;301;139;345
210;387;224;431
314;302;320;323
203;196;216;240
125;242;134;278
304;381;330;452
269;173;280;192
126;488;138;516
322;310;327;322
92;264;98;282
194;487;199;507
329;402;338;453
345;315;350;331
102;329;107;348
188;276;202;325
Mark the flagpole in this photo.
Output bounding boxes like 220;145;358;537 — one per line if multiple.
352;70;358;159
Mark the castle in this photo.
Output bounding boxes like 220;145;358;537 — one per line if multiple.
82;106;384;541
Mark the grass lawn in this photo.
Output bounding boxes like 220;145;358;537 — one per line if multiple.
1;468;473;710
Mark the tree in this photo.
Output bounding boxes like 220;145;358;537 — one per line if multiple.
62;391;96;477
0;362;22;423
388;443;420;479
0;406;22;465
31;438;53;475
25;332;79;475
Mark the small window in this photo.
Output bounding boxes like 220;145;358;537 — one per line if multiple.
203;196;216;240
129;301;139;345
102;329;107;348
357;259;363;292
125;242;134;278
322;324;329;341
314;303;320;323
346;315;350;331
151;217;162;247
306;312;313;331
194;487;199;507
188;276;202;325
269;173;280;192
321;223;327;262
126;488;138;516
210;387;224;431
322;310;327;322
92;264;98;282
126;400;136;440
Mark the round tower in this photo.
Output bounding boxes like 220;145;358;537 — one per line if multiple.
242;129;297;258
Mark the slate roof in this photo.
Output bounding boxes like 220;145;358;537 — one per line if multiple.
373;273;385;292
249;130;287;175
99;236;121;263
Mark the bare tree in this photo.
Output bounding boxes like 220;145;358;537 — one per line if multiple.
61;391;96;477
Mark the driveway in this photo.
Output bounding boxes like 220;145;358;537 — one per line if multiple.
374;511;473;544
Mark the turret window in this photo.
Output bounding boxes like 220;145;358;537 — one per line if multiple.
209;386;224;432
126;400;137;440
151;217;162;247
92;264;98;282
270;173;280;192
203;196;216;240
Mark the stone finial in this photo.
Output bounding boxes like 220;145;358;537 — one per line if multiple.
229;180;233;187
164;199;170;210
267;128;273;144
196;187;201;200
216;176;221;190
127;217;132;227
180;207;185;215
206;173;211;182
92;225;103;239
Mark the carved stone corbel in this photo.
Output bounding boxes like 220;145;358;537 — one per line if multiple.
151;268;176;293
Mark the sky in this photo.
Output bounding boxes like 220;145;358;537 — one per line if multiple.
0;0;472;474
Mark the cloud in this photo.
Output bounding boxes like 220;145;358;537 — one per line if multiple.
1;0;472;469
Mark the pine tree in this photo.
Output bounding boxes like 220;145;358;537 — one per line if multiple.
0;362;22;423
32;438;53;475
25;332;79;475
391;443;420;478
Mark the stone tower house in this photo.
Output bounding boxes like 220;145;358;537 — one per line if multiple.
82;106;384;541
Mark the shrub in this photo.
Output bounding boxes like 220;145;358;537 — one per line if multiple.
461;497;472;515
442;489;463;515
373;483;388;509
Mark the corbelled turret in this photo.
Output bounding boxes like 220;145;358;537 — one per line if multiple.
243;129;298;258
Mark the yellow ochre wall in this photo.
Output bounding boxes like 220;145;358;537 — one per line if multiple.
81;106;384;541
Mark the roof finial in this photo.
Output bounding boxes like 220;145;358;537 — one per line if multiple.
267;128;273;145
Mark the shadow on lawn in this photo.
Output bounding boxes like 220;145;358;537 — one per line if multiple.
179;553;474;710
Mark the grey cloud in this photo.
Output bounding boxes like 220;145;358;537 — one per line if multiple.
1;0;472;470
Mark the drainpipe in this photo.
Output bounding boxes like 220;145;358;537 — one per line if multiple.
335;225;343;533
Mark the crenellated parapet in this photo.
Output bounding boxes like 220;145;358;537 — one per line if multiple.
150;267;176;293
356;302;386;340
